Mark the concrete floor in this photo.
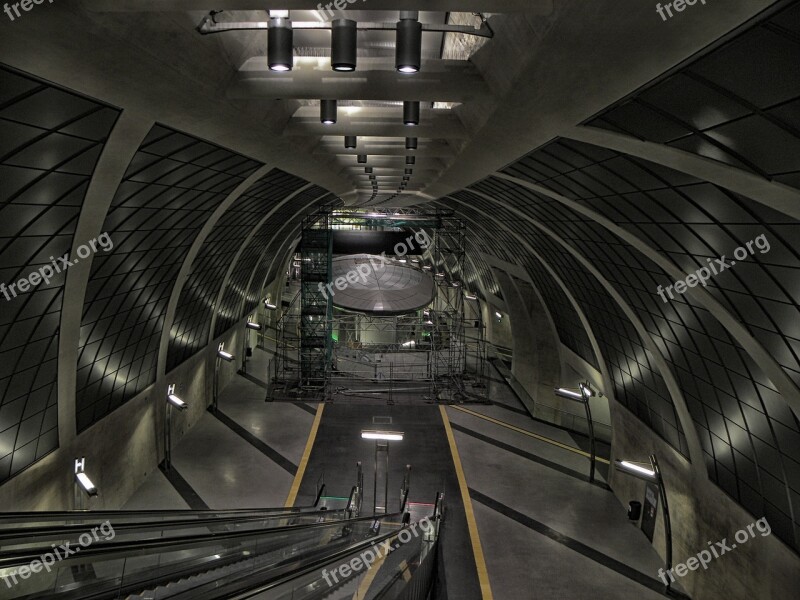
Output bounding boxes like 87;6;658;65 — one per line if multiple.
125;346;684;599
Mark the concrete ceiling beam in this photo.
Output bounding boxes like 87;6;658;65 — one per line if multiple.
229;60;491;103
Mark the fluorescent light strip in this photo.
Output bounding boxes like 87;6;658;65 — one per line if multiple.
361;430;404;441
555;387;583;401
168;395;187;410
619;460;656;479
76;472;97;495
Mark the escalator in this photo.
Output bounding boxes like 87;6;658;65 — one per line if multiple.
0;478;442;600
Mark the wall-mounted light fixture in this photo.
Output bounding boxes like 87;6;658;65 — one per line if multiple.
74;457;97;500
554;383;596;482
164;384;188;472
242;320;262;374
614;455;672;593
213;343;235;412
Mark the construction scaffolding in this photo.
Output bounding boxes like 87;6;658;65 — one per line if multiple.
267;209;488;404
299;213;333;392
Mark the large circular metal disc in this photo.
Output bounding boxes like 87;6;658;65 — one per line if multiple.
330;254;435;315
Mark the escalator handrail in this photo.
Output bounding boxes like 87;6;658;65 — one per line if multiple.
0;506;316;525
0;508;348;545
193;519;408;600
9;513;406;600
313;483;326;507
0;512;403;569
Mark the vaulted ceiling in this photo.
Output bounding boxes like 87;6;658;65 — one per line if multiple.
1;0;799;559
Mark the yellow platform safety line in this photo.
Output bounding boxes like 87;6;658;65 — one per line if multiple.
451;406;610;465
439;406;494;600
284;403;325;508
352;533;400;599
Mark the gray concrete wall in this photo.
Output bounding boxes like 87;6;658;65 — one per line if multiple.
482;301;513;350
0;324;243;511
610;404;800;600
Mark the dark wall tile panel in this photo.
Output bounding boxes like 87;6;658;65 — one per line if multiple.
0;65;121;481
586;3;800;188
166;170;309;370
491;134;800;550
77;125;261;431
213;185;330;337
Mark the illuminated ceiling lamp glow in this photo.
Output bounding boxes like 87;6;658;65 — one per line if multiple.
268;16;293;72
395;11;422;73
321;99;337;124
403;101;420;126
331;18;358;71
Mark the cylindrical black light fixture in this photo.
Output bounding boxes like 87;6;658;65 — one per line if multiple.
406;137;418;150
403;101;420;126
345;136;358;149
321;99;337;124
331;19;358;71
358;154;368;164
396;13;422;73
406;156;416;165
365;167;373;174
268;17;293;72
405;168;413;175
